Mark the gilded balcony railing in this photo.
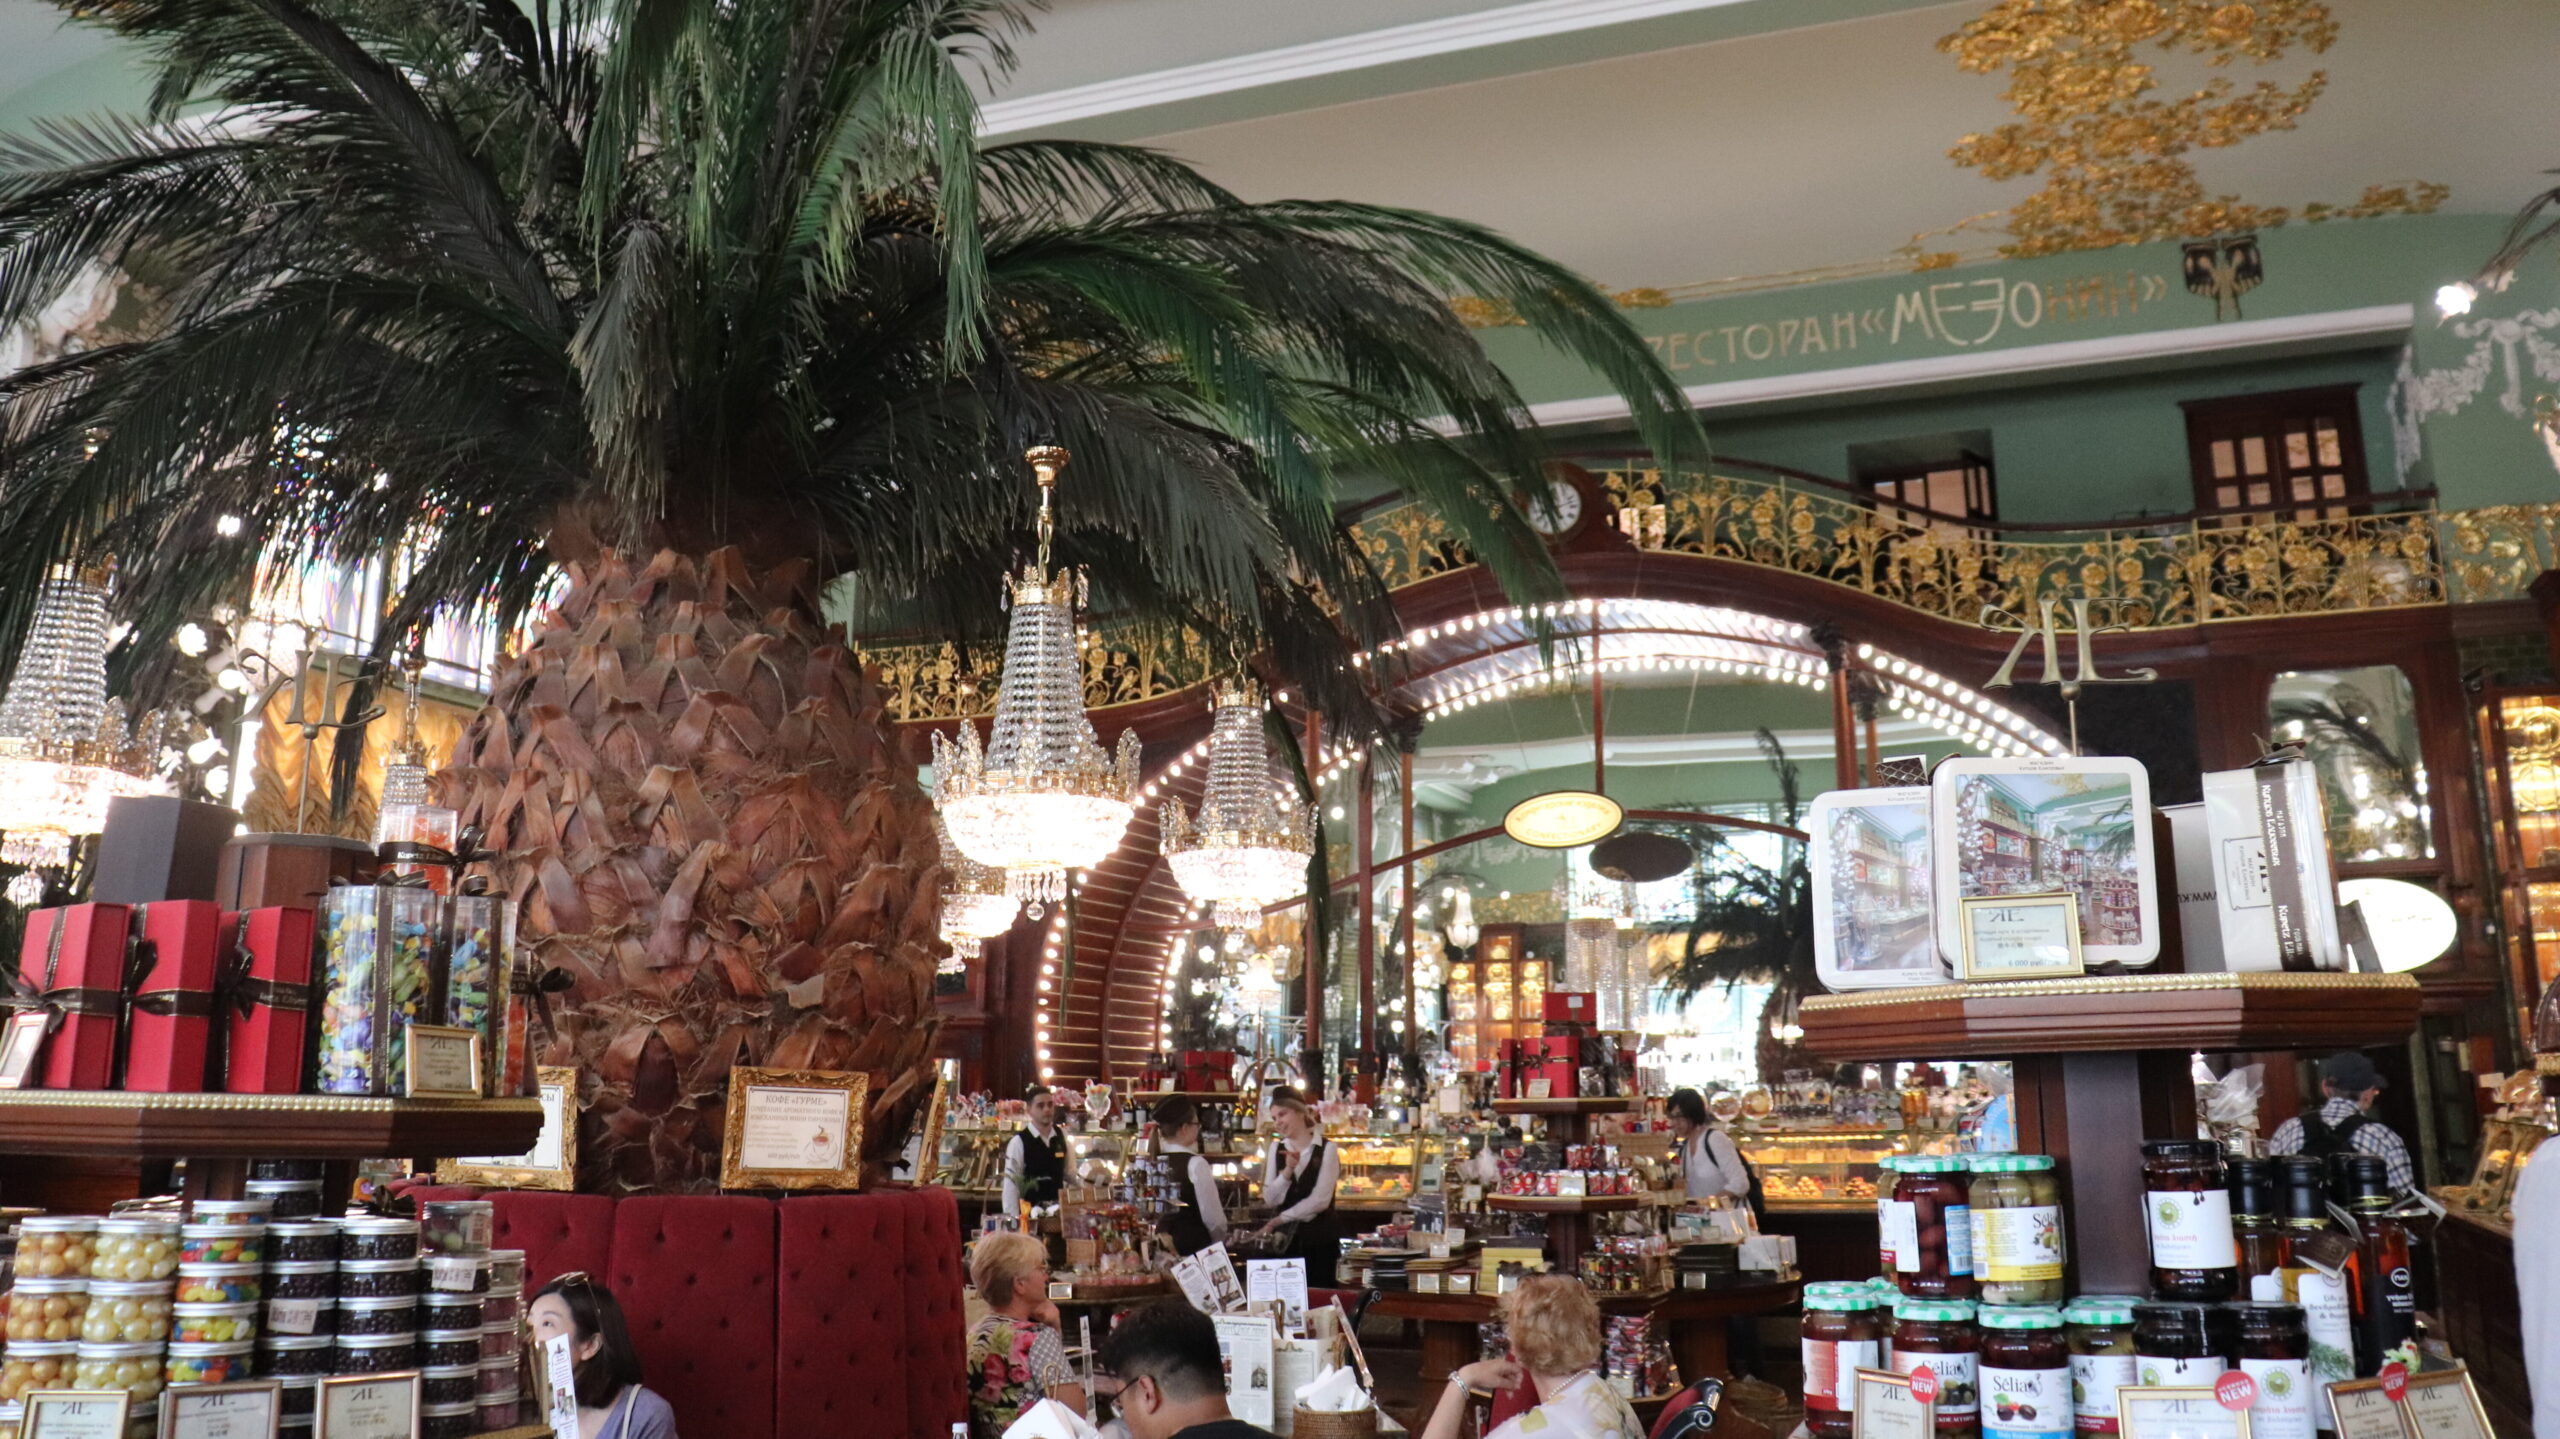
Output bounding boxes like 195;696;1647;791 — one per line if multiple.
866;469;2560;722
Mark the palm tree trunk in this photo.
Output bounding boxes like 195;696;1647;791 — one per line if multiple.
437;549;947;1192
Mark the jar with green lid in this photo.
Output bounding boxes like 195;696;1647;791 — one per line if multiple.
1892;1298;1980;1437
1968;1155;2066;1305
2064;1298;2137;1436
1802;1283;1888;1439
1877;1156;1911;1278
1981;1308;2070;1439
1888;1156;1977;1299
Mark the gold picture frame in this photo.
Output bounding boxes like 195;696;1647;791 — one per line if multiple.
2324;1377;2414;1439
2400;1366;2494;1439
159;1379;282;1439
314;1373;421;1439
439;1066;579;1191
1957;892;2086;981
1849;1367;1932;1439
721;1066;867;1191
0;1011;47;1090
401;1024;484;1099
23;1389;135;1439
911;1056;957;1186
2117;1386;2254;1439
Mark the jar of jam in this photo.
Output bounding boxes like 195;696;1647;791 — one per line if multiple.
2231;1302;2312;1439
2132;1303;2227;1387
1889;1157;1977;1299
1802;1283;1888;1439
1892;1299;1980;1437
1980;1307;2070;1439
1968;1155;2065;1305
2064;1297;2139;1435
1877;1156;1911;1277
2142;1141;2238;1301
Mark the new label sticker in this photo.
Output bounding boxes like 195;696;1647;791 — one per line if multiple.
2381;1364;2409;1403
1911;1367;1941;1402
2215;1373;2258;1411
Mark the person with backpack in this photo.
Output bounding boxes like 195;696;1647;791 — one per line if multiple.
2268;1051;2415;1193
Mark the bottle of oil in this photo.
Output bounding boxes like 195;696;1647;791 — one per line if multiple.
2271;1156;2352;1437
2229;1156;2286;1291
2335;1154;2416;1375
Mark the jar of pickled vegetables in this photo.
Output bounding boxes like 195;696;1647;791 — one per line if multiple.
4;1280;87;1343
2064;1297;2138;1435
1887;1157;1977;1299
15;1218;97;1280
0;1343;74;1401
1979;1307;2070;1439
78;1282;173;1344
1966;1155;2065;1306
89;1218;179;1281
72;1340;167;1402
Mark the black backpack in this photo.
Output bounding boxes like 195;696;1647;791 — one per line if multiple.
2297;1109;2372;1161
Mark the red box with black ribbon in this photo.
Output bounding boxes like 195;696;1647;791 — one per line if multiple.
221;906;315;1095
16;903;134;1090
120;900;225;1092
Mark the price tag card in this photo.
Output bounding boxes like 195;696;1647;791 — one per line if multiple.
2327;1379;2412;1439
2400;1368;2493;1439
162;1381;282;1439
2120;1386;2254;1439
22;1391;133;1439
267;1298;323;1336
314;1374;420;1439
1853;1368;1932;1439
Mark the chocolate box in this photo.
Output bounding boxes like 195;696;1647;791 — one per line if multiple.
121;900;225;1091
222;906;316;1095
19;903;134;1090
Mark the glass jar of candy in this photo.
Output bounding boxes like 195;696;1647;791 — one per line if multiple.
90;1218;180;1281
177;1224;263;1268
419;1295;482;1333
187;1201;270;1227
73;1341;167;1402
248;1159;323;1183
477;1394;520;1431
174;1264;263;1305
259;1336;335;1378
338;1299;417;1338
420;1202;493;1258
0;1343;75;1401
479;1289;519;1329
477;1358;518;1399
241;1181;322;1221
421;1332;482;1369
5;1280;87;1343
163;1341;253;1386
340;1220;420;1263
79;1283;173;1344
317;884;439;1095
422;1366;478;1406
334;1333;418;1375
268;1263;337;1301
268;1223;339;1265
278;1375;320;1421
422;1402;478;1439
171;1302;258;1345
16;1218;97;1279
338;1261;420;1300
486;1252;526;1291
445;892;501;1094
2063;1297;2139;1436
478;1323;516;1363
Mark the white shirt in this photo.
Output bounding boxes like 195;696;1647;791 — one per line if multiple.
1001;1121;1062;1214
1164;1141;1227;1238
2513;1135;2560;1439
1263;1136;1342;1224
1682;1125;1751;1201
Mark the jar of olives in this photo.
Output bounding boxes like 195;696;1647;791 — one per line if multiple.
4;1280;87;1343
267;1222;340;1265
334;1333;418;1375
2132;1303;2227;1386
259;1336;335;1377
163;1341;253;1386
2063;1297;2139;1435
0;1343;75;1401
16;1218;97;1280
338;1261;420;1300
72;1340;167;1402
1891;1299;1980;1437
1801;1283;1887;1439
2140;1141;2238;1302
90;1218;180;1281
1968;1155;2065;1305
171;1302;259;1345
78;1282;174;1344
1980;1307;2070;1439
1888;1157;1976;1299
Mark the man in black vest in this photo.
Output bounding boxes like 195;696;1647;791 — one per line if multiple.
2269;1051;2414;1193
1002;1086;1069;1215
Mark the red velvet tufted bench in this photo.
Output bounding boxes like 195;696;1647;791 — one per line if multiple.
412;1185;965;1437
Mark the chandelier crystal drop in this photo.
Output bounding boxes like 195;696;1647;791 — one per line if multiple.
0;564;163;871
931;447;1142;914
935;817;1021;969
1163;681;1314;932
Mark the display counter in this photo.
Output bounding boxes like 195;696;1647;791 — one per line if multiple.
2434;1202;2530;1438
1735;1127;1898;1212
1367;1279;1802;1393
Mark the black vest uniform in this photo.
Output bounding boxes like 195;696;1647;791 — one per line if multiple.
1015;1125;1067;1207
1159;1148;1215;1256
1272;1138;1340;1287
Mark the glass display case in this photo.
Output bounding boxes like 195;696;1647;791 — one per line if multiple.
1448;925;1549;1074
933;1125;1011;1198
2477;687;2560;1036
1735;1128;1903;1212
1334;1133;1419;1205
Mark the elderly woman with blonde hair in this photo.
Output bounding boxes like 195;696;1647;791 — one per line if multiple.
1421;1273;1643;1439
966;1230;1088;1438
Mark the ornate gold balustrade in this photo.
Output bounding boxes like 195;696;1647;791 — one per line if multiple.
864;469;2560;722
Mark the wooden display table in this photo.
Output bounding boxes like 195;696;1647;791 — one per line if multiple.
1799;972;2421;1293
1488;1096;1644;1275
1367;1278;1801;1391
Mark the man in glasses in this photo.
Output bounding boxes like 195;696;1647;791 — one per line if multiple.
1091;1300;1277;1439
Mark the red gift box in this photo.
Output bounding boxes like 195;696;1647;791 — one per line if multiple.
222;907;315;1095
19;904;134;1090
1535;1055;1579;1098
122;900;224;1092
1542;992;1596;1024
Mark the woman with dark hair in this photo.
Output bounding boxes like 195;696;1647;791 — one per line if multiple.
528;1273;678;1439
1151;1096;1227;1255
1665;1088;1754;1206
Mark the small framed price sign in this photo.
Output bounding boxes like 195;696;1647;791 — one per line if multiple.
161;1380;283;1439
2326;1377;2412;1439
402;1024;484;1099
720;1066;866;1190
2399;1367;2493;1439
2118;1386;2253;1439
1852;1368;1932;1439
315;1373;422;1439
22;1390;134;1439
1957;892;2085;981
0;1011;46;1089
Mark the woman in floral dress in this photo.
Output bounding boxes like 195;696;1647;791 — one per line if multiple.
968;1231;1088;1437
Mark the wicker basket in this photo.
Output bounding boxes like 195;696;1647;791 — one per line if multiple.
1292;1404;1380;1438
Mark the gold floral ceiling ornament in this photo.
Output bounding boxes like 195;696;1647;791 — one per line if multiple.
1940;0;2445;258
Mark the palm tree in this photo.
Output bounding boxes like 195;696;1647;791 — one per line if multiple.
0;0;1701;1190
1665;731;1815;1081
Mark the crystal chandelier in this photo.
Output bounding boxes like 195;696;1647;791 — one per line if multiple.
931;447;1142;913
1444;887;1479;950
935;818;1020;971
1163;681;1314;932
0;564;163;885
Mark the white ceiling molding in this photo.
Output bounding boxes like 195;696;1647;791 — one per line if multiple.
1513;302;2419;428
979;0;1794;138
